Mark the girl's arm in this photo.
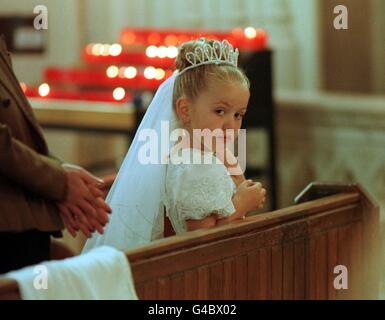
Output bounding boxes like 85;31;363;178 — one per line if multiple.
185;215;217;231
186;179;266;231
185;193;248;231
215;193;248;226
230;172;245;187
216;147;246;187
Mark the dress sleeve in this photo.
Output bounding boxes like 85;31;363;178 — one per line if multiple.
173;162;236;221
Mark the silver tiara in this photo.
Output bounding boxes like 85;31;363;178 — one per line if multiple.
177;39;239;76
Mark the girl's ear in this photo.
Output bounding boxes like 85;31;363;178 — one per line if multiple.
175;96;191;125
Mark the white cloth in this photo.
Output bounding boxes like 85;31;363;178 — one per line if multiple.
4;246;138;300
164;148;237;233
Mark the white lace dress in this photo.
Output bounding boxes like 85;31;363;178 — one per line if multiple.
163;148;237;234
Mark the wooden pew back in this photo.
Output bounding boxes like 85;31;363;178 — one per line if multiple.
127;183;379;299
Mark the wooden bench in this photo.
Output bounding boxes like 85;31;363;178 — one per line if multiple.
0;183;379;300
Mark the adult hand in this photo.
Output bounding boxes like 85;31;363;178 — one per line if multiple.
57;164;112;238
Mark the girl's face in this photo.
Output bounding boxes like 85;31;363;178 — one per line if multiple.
176;79;250;152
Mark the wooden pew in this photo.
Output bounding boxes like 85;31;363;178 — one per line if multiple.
0;183;379;300
128;182;379;300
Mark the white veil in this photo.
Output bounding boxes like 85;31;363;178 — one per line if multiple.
82;74;178;253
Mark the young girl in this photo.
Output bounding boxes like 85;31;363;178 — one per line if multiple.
83;38;266;252
163;38;266;234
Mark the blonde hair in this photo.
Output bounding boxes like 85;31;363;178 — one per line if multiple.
172;38;250;111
